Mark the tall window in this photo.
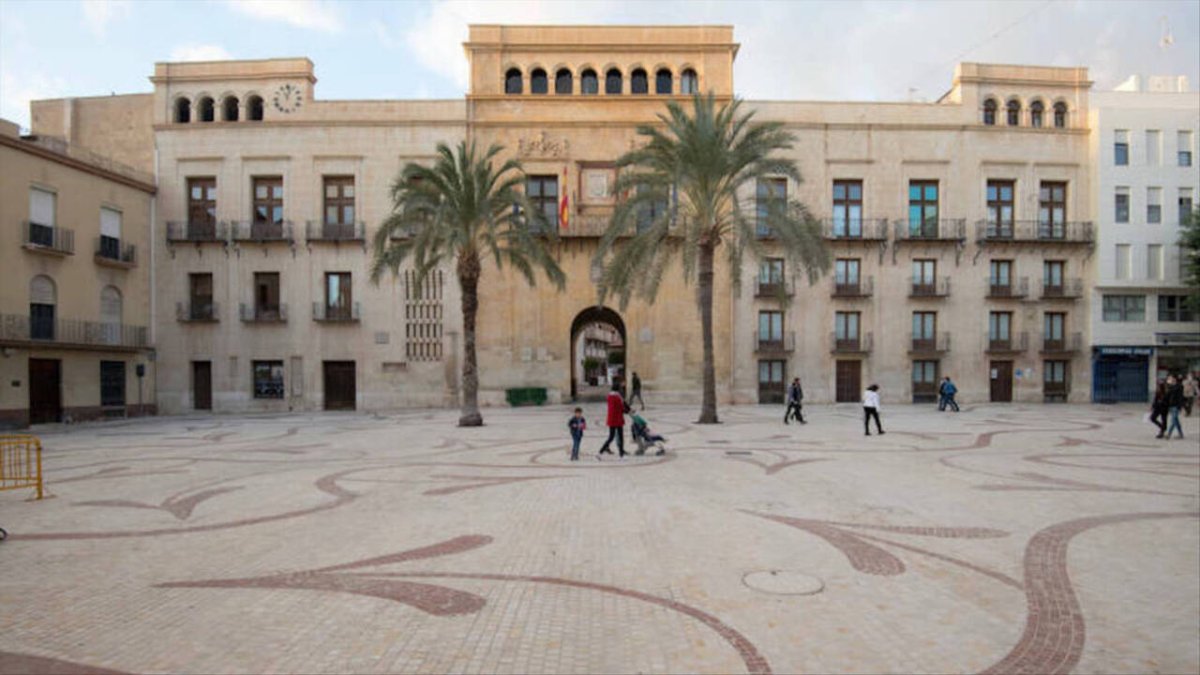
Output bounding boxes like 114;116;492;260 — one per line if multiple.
912;311;936;345
1158;295;1197;322
907;180;939;237
252;176;284;237
197;96;214;122
1043;260;1065;291
189;273;214;321
100;286;122;344
635;184;668;233
834;258;860;289
680;68;698;94
1115;244;1131;280
832;180;863;237
982;99;997;126
505;68;522;94
99;207;122;260
580;69;598;95
989;311;1012;345
834;311;860;344
655;68;672;94
986;180;1014;235
1006;100;1020;126
100;361;126;407
1102;295;1144;322
1146;130;1161;166
174;97;191;124
1147;187;1162;224
254;272;281;320
253;361;284;399
555;68;572;95
1044;312;1065;346
990;259;1013;290
325;272;352;320
605;68;622;95
526;175;558;230
759;258;784;285
630;68;648;94
247;95;264;121
1044;361;1068;398
1114;187;1130;223
1038;181;1067;238
756;178;786;237
1147;244;1163;281
911;259;937;294
912;361;939;400
323;176;355;233
758;309;783;338
223;96;239;122
1114;130;1129;166
28;187;56;247
529;68;548;95
1180;188;1194;225
1053;102;1067;128
188;177;217;237
1179;130;1194;166
1030;101;1044;128
29;275;55;340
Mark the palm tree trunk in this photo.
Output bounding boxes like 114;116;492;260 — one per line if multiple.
697;241;719;424
458;254;483;427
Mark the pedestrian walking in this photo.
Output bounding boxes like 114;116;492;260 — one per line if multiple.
862;384;884;436
784;377;806;424
1150;381;1169;438
1164;375;1186;440
630;371;645;410
597;383;628;458
567;407;586;461
938;376;960;412
1183;372;1198;417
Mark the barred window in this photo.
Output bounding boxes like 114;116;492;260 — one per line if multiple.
405;269;444;362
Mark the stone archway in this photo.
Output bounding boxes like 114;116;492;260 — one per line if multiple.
569;306;626;401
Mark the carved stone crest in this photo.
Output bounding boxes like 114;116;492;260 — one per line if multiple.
518;132;570;159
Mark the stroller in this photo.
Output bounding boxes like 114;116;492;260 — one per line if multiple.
630;413;667;456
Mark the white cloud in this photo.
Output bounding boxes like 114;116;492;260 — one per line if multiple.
0;70;69;132
169;43;234;62
80;0;131;38
225;0;343;33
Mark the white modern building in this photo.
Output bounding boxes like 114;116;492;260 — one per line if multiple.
1088;75;1200;402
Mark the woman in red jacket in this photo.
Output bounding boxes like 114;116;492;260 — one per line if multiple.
597;382;628;458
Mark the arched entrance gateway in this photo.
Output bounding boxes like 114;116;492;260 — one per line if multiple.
569;306;626;402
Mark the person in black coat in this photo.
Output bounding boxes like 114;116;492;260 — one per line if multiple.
784;377;806;424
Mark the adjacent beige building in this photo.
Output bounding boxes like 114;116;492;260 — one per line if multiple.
18;25;1101;422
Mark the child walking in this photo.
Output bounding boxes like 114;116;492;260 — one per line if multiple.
567;407;586;461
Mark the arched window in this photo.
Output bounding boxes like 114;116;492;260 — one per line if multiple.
555;68;572;95
580;69;598;95
174;97;191;124
605;68;622;95
631;68;648;94
982;98;997;126
223;96;239;121
655;68;672;94
197;96;215;122
1030;100;1044;128
505;68;523;94
530;68;548;94
101;286;122;344
1053;102;1067;128
680;68;698;94
247;95;264;121
30;275;56;340
1006;100;1020;126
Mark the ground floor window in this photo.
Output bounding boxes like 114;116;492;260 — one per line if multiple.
253;360;284;399
758;359;786;404
1044;360;1069;402
100;361;126;407
911;360;938;403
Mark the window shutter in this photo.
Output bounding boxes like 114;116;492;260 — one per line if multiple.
30;189;55;226
101;208;122;238
30;275;56;304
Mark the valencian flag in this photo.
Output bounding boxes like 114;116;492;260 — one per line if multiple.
559;167;569;231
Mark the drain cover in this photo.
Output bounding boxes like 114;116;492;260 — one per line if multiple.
742;570;824;596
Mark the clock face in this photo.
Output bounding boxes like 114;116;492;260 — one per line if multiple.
272;83;303;114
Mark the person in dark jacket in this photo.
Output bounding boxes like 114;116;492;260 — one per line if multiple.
1164;375;1186;440
597;383;627;458
567;408;586;461
784;377;806;424
630;372;645;410
1150;381;1170;438
938;376;960;412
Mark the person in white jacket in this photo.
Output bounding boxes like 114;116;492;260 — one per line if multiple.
862;384;884;436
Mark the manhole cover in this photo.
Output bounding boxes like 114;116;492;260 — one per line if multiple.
742;570;824;596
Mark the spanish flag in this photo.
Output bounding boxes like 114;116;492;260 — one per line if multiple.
559;167;569;231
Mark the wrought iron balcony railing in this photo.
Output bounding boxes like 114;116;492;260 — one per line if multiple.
1040;278;1083;300
94;236;136;267
1040;332;1082;354
166;220;228;243
176;301;219;322
830;331;873;354
0;313;147;349
232;220;294;243
908;332;951;354
755;278;794;298
306;220;365;242
910;277;951;298
239;303;288;323
313;301;361;323
832;276;874;298
986;277;1028;299
23;221;74;255
820;218;889;241
976;220;1094;244
755;331;795;353
986;332;1029;353
893;219;966;241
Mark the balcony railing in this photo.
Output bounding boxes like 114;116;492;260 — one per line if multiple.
908;332;951;354
94;236;136;267
306;220;365;242
830;331;873;354
832;276;874;298
976;220;1094;244
1040;332;1082;354
910;278;951;298
0;313;147;349
820;218;889;241
1040;278;1083;300
232;220;294;243
166;220;228;243
176;301;219;322
239;303;288;323
986;277;1028;299
893;219;966;241
755;278;794;298
23;221;74;255
755;331;795;353
986;332;1029;353
313;301;361;323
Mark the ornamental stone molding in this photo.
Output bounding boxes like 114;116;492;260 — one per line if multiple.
517;131;570;158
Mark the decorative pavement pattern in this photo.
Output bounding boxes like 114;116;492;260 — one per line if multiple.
0;403;1196;674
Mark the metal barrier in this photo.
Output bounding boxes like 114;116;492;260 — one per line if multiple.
0;435;44;500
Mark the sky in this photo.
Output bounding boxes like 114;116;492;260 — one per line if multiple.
1;0;1198;131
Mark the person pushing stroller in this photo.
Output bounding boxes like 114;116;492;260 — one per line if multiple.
630;411;667;456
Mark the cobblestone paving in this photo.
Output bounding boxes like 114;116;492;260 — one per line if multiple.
1;403;1197;674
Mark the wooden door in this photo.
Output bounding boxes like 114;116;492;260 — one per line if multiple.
990;360;1013;402
193;361;212;411
836;360;861;403
323;361;356;410
28;359;61;424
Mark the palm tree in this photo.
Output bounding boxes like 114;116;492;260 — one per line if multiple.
596;93;829;424
372;141;565;426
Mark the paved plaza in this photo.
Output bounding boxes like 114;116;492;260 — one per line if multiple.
0;403;1197;674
